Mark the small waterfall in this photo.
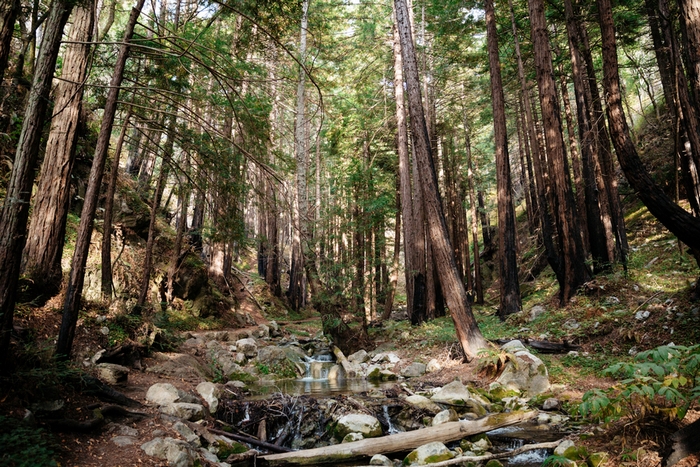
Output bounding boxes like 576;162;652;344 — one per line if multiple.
241;403;250;423
382;405;399;434
300;356;335;381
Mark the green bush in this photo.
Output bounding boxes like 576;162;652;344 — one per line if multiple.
0;416;58;466
580;344;700;422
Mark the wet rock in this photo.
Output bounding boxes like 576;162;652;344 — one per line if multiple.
430;380;472;405
405;441;454;465
401;362;427;378
173;421;201;447
404;395;442;414
496;349;549;396
141;437;196;467
335;414;383;440
196;382;221;414
370;454;393;466
461;434;491;455
112;435;137;446
432;409;458;426
96;363;129;385
425;359;441;373
160;403;206;421
554;440;575;456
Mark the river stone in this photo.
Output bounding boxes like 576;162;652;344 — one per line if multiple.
335;414;382;440
426;359;441;373
501;340;527;352
404;395;442;414
173;421;201;447
342;432;365;443
96;363;129;385
257;344;306;369
146;352;211;380
370;454;393;466
256;324;270;339
372;352;400;364
159;402;206;421
405;441;454;465
235;338;258;358
348;349;369;363
460;434;492;455
542;398;560;411
432;409;458;425
196;381;221;414
327;364;343;380
430;380;472;405
496;349;550;396
141;437;195;467
206;340;243;378
401;362;427;378
554;440;576;456
146;383;181;405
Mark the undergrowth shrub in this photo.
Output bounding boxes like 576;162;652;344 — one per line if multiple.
0;415;58;466
580;344;700;422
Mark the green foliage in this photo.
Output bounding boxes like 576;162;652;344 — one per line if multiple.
0;416;58;467
580;344;700;422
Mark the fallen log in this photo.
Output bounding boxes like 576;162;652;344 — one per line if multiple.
494;338;580;354
332;346;358;378
259;410;537;466
208;427;292;453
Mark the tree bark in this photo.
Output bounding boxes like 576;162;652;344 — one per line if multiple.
0;0;19;84
464;115;483;304
22;2;95;297
529;0;591;304
597;0;700;251
485;0;521;319
0;0;73;366
56;0;146;359
394;0;488;359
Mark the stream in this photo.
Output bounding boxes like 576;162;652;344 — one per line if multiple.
218;353;562;466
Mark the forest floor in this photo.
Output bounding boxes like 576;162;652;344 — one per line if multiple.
2;200;700;467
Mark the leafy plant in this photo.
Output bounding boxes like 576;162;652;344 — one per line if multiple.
580;344;700;422
0;416;58;466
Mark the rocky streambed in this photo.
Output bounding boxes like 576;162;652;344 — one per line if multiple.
79;324;603;467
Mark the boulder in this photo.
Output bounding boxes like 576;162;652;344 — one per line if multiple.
369;454;393;466
432;409;458;426
554;440;576;456
348;349;369;363
159;403;206;421
404;441;454;465
172;421;201;447
268;321;282;337
529;305;546;321
235;338;258;358
430;380;472;405
371;352;400;364
342;432;365;443
196;382;221;414
425;359;441;373
146;352;211;380
404;395;442;414
96;363;129;385
496;349;550;396
542;398;560;411
401;362;427;378
335;414;383;440
141;437;196;467
256;324;270;339
171;253;208;301
112;436;137;446
146;383;181;405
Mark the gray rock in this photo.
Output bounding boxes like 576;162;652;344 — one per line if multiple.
335;414;382;439
235;338;258;358
173;421;201;447
432;409;458;426
159;402;206;421
635;310;650;321
496;350;550;396
233;352;247;365
96;363;130;385
425;359;441;373
348;349;369;363
430;380;472;405
108;423;139;437
529;305;546;321
196;381;221;414
112;436;137;446
554;440;576;456
401;362;427;378
100;326;110;335
256;324;270;339
371;352;400;364
207;341;243;377
256;345;306;373
370;454;393;466
269;321;282;337
141;437;196;467
605;296;620;305
563;319;580;330
501;340;527;352
146;383;181;405
404;395;442;414
542;398;560;411
405;442;454;465
146;352;211;380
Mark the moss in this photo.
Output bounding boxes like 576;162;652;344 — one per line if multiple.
216;441;248;460
367;367;382;381
484;461;504;467
564;446;590;461
228;372;256;383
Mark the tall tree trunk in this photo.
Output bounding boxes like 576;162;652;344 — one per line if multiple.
22;2;95;297
167;166;189;302
288;0;309;311
0;0;73;366
0;0;20;84
529;0;591;304
381;177;401;320
464;114;483;304
485;0;521;319
56;0;146;359
597;0;700;258
101;112;132;299
394;0;488;359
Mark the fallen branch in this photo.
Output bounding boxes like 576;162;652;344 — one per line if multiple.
354;440;562;467
259;411;537;466
208;427;292;453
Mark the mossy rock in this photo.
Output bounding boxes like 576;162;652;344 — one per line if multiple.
216;440;248;460
587;452;609;467
367;367;382;381
484;461;504;467
228;371;256;383
564;446;590;461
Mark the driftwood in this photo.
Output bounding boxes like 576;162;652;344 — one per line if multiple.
208;427;292;453
332;346;358;377
495;338;580;354
259;411;537;466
